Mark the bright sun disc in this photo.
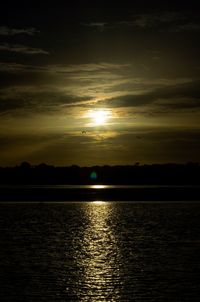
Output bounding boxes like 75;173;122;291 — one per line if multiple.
89;109;110;125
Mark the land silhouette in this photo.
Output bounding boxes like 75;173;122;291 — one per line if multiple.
0;162;199;185
0;162;200;201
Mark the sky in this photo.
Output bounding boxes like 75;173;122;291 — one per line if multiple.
0;1;200;166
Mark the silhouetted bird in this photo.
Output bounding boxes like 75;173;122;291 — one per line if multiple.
82;131;87;134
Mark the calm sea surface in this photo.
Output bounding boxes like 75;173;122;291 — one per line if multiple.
0;201;200;301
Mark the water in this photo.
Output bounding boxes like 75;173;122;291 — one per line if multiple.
1;184;199;189
0;201;200;301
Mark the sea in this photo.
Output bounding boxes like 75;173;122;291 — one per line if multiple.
0;187;200;301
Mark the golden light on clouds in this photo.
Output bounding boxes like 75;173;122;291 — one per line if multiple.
88;109;111;126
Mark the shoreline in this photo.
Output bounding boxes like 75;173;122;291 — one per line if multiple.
0;185;199;201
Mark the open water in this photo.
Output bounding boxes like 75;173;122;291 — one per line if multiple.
0;201;200;301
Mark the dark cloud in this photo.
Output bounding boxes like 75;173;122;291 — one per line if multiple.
131;12;186;29
100;80;200;111
0;60;199;115
129;11;200;33
82;22;108;31
0;61;130;108
168;23;200;32
0;26;39;36
84;11;200;33
0;43;49;55
0;90;92;114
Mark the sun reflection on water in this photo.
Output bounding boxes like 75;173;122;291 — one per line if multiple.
90;185;107;189
92;200;105;204
76;202;121;301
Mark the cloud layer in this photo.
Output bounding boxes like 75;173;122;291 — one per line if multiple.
0;5;200;165
0;62;199;117
0;43;49;55
0;26;39;36
84;11;200;33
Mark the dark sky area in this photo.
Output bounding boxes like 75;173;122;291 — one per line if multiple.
0;1;200;166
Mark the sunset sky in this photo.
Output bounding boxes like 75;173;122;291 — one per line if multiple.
0;1;200;166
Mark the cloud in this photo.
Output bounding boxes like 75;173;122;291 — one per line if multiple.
0;61;131;97
170;23;200;32
45;62;129;73
0;43;49;55
0;62;42;74
0;61;199;116
0;62;128;75
88;11;200;33
131;12;186;29
98;80;200;112
0;87;92;114
82;22;108;31
0;26;39;36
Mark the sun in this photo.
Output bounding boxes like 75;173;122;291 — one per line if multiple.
89;109;110;125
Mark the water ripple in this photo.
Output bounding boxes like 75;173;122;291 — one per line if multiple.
0;202;199;301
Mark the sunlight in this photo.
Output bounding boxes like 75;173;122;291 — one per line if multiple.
91;185;107;189
89;109;110;126
75;201;121;300
92;200;105;204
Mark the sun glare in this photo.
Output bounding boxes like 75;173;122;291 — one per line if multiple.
89;109;110;125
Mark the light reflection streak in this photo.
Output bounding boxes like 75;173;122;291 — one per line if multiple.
91;185;107;189
76;202;121;301
92;200;105;204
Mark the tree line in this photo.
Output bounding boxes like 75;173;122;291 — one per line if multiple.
0;162;199;185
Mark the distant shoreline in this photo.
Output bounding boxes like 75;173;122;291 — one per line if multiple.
0;185;199;201
1;163;200;186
